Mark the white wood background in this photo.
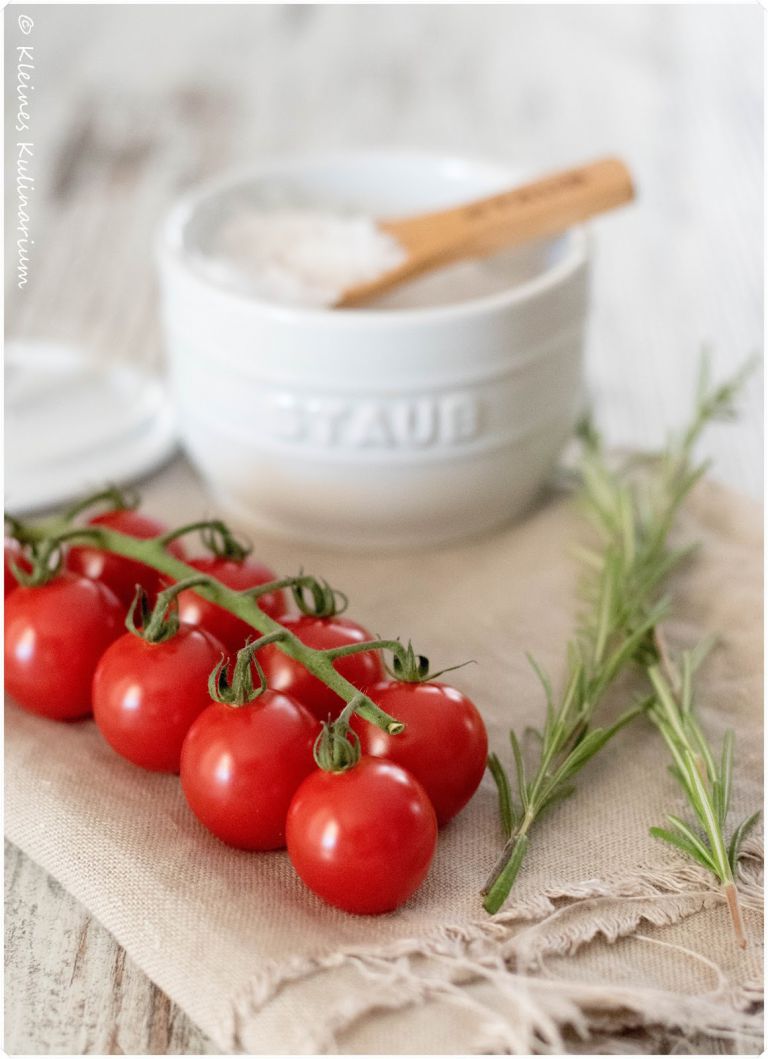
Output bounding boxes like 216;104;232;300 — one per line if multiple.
4;5;763;1053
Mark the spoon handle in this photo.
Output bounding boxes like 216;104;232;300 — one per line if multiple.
385;156;635;258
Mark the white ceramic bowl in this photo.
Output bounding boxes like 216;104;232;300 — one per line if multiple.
157;152;590;551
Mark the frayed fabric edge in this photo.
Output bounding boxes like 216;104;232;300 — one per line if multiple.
228;845;764;1054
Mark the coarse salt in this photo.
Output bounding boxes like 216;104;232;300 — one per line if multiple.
199;209;407;308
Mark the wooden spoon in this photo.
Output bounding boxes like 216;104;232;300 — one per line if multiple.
336;156;634;308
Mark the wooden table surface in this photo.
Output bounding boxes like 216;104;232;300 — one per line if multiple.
5;6;762;1053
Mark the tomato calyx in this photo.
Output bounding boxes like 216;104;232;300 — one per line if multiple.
5;536;64;588
200;521;251;562
6;514;84;589
208;633;287;706
385;640;432;683
291;576;348;618
384;640;477;684
126;575;215;644
313;696;364;773
158;518;253;563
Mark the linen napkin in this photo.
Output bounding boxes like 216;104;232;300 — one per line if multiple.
5;462;763;1053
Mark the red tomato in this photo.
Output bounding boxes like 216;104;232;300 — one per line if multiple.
351;681;488;825
180;692;319;850
67;510;185;608
92;625;225;772
4;573;124;720
259;615;383;720
286;757;437;914
176;556;285;653
4;540;31;597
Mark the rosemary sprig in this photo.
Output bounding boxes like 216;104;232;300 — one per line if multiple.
482;358;752;914
647;643;760;948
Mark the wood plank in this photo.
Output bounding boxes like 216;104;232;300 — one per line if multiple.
4;842;217;1055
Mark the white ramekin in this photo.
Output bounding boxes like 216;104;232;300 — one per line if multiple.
157;152;590;551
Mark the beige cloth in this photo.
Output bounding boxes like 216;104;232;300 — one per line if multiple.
5;461;763;1054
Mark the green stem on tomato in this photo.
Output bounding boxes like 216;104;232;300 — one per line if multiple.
157;519;237;548
321;639;408;664
157;519;250;563
62;485;138;523
12;516;404;735
245;576;310;599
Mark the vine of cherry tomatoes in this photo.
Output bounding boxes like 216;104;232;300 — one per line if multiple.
4;502;488;915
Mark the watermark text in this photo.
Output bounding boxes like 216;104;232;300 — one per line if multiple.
15;15;35;288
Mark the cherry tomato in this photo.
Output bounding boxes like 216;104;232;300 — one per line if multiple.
92;625;225;772
258;615;383;720
176;556;285;653
4;540;31;598
180;691;320;850
5;573;124;720
351;681;488;826
67;509;185;608
286;756;437;914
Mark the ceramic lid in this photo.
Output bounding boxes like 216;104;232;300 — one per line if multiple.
5;340;177;513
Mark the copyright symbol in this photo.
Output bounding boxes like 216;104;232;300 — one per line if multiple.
18;15;33;35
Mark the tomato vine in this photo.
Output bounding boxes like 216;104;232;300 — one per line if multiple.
7;491;411;735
